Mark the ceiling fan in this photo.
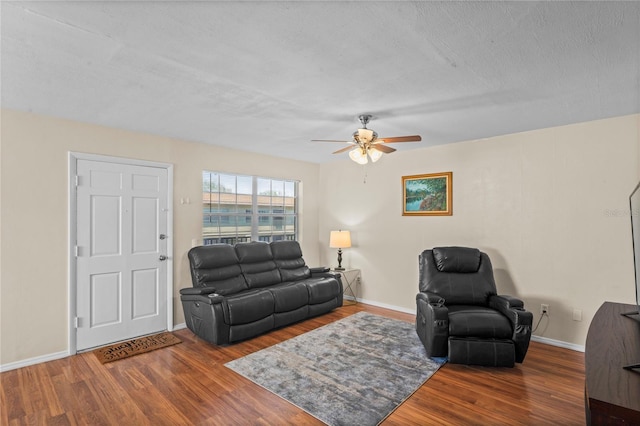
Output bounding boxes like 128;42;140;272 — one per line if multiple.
312;114;421;164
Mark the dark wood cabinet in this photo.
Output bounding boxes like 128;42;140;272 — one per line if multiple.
585;302;640;425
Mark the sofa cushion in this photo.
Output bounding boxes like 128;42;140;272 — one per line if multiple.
274;306;309;328
229;316;275;343
268;282;309;312
271;241;312;281
188;245;248;295
222;290;275;325
305;277;342;304
235;242;282;288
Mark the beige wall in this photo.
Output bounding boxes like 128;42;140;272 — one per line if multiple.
0;109;320;365
1;110;638;366
318;114;640;346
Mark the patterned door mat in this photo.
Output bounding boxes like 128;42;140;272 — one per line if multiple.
93;331;181;364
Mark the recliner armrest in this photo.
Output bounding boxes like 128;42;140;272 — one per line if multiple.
489;295;532;327
490;294;524;311
417;292;448;323
415;292;449;357
489;294;533;363
310;266;330;274
417;291;446;307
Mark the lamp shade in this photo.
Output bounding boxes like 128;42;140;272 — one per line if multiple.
348;148;368;165
368;147;383;162
329;230;351;248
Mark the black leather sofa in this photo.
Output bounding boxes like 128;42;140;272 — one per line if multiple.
180;240;343;345
415;246;533;367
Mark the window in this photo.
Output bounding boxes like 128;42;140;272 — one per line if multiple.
202;171;298;245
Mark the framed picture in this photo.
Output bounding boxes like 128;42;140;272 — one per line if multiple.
402;172;453;216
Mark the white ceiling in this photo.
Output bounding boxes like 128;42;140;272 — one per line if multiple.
2;1;639;163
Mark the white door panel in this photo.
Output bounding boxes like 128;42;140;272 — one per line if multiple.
91;195;121;256
90;272;121;327
132;197;158;253
76;159;169;351
132;269;159;319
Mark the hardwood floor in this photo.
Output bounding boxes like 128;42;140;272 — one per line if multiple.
1;303;585;425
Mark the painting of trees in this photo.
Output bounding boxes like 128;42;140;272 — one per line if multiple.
402;172;452;216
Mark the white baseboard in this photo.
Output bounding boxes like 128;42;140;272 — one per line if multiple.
172;322;187;331
0;350;70;373
531;335;585;352
354;297;417;315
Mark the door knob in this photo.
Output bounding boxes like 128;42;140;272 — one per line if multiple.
159;255;168;261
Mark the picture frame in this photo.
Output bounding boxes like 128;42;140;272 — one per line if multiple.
402;172;453;216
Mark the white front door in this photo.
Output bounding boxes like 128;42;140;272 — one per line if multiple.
75;158;169;351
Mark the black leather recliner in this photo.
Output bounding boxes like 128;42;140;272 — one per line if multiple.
415;246;533;367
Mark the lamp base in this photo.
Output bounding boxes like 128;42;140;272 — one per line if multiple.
336;248;344;271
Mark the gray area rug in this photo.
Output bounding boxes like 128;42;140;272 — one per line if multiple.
225;312;445;425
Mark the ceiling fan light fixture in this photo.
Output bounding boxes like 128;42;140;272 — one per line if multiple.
312;114;421;165
349;147;368;164
357;128;375;143
368;147;383;162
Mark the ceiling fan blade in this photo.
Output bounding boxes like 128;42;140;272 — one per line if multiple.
311;139;353;143
371;144;396;154
378;135;422;143
332;145;355;154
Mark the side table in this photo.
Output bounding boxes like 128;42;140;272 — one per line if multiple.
332;268;361;305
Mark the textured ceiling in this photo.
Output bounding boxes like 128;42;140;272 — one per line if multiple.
2;1;640;163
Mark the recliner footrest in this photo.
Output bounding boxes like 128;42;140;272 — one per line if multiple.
448;337;515;367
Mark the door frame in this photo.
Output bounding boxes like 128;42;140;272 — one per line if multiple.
68;152;174;354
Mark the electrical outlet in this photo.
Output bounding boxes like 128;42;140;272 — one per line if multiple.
540;303;549;315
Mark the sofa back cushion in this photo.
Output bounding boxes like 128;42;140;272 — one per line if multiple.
419;247;497;305
271;240;311;282
235;242;282;288
188;245;248;295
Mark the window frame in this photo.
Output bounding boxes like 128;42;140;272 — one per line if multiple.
202;171;299;245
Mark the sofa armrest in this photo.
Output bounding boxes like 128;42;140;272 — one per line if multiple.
310;270;340;280
489;294;533;363
180;287;224;304
179;286;218;296
180;289;228;345
310;267;343;282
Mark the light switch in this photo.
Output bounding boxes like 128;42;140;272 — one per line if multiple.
572;309;582;321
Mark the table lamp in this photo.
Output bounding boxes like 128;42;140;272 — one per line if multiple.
329;230;351;271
